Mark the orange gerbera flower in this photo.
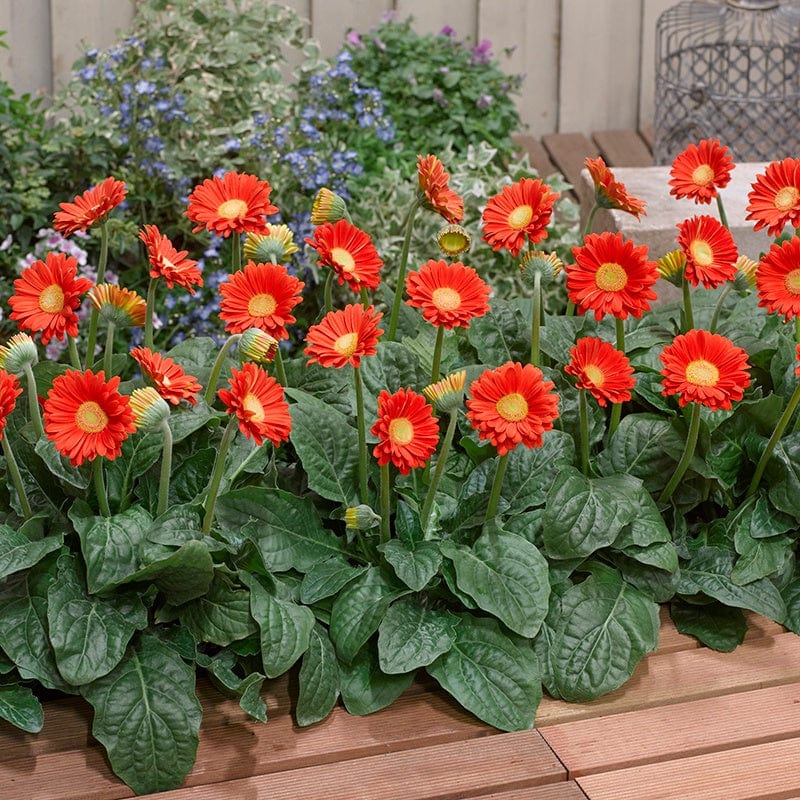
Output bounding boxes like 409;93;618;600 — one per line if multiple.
139;224;203;294
746;158;800;238
185;171;278;237
482;178;558;257
304;303;383;369
89;284;147;328
0;370;22;441
669;139;734;205
660;329;750;411
755;236;800;320
371;387;439;474
564;337;635;407
585;157;646;219
417;154;464;224
218;261;304;341
304;219;383;292
405;259;490;329
130;347;201;406
43;369;136;466
676;215;738;289
567;231;658;320
53;177;127;236
466;361;560;455
8;252;93;345
217;361;291;447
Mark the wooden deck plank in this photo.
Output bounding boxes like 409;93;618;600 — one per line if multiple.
540;132;597;191
462;783;588;799
513;134;559;178
576;737;800;800
541;683;800;778
592;129;654;168
138;732;567;800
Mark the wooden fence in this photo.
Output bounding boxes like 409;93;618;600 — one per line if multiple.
0;0;676;137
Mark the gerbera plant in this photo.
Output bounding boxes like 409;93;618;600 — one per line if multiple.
4;144;800;799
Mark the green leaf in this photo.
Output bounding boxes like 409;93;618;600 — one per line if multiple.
732;527;792;586
380;539;442;592
0;684;43;733
747;495;796;539
440;531;550;637
781;578;800;635
764;434;800;517
377;598;456;674
299;558;367;605
238;673;267;722
329;567;408;663
296;623;340;727
339;642;415;716
0;525;62;580
427;615;541;731
467;300;529;366
34;438;90;489
215;487;347;572
105;432;162;508
609;552;679;603
670;599;746;652
82;635;202;795
360;341;425;422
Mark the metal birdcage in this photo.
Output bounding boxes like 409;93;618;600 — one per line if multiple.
653;0;800;164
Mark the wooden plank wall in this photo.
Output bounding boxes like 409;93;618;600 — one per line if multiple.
0;0;676;137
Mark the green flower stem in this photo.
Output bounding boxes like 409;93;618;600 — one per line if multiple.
2;436;32;519
796;317;800;345
156;419;173;517
565;300;576;317
658;402;702;505
486;452;510;521
22;363;43;440
84;307;100;369
273;347;287;387
608;317;625;437
682;275;695;332
582;202;600;238
67;336;81;370
231;234;242;273
579;389;590;475
97;221;109;278
716;194;730;230
203;334;242;406
93;458;111;517
354;365;369;504
202;418;237;534
430;326;445;383
323;270;334;314
144;277;158;350
531;270;542;366
360;286;370;310
709;282;733;334
103;322;116;377
387;199;421;342
420;409;458;534
379;462;391;544
748;381;800;497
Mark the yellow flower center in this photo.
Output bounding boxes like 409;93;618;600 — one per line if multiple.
785;269;800;295
691;164;715;186
39;284;65;314
774;186;800;212
496;392;528;422
242;392;265;422
595;262;628;292
690;239;714;267
217;199;248;220
431;287;462;312
331;247;357;274
685;359;719;387
248;293;277;318
334;332;359;357
75;401;108;434
584;364;605;387
388;417;414;446
508;204;533;230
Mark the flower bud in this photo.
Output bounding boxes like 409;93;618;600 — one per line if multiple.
344;504;381;531
311;188;349;225
733;254;758;294
89;284;147;328
244;224;299;264
436;224;471;257
239;328;279;363
0;333;39;374
656;249;686;287
423;370;466;413
130;386;171;432
519;250;562;288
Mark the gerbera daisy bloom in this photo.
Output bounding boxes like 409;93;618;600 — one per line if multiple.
8;252;93;344
755;236;800;320
564;337;635;407
130;347;201;405
218;261;304;341
217;361;291;447
53;177;127;236
243;224;299;264
585;157;646;218
482;178;558;257
43;369;136;466
417;154;464;224
657;249;687;286
304;219;383;293
466;361;560;455
660;329;750;411
88;284;147;328
423;370;467;413
310;188;349;225
567;231;658;320
185;171;278;237
405;259;490;329
746;158;800;237
371;387;440;474
305;303;383;369
139;224;203;294
669;139;734;204
676;215;738;289
0;370;22;441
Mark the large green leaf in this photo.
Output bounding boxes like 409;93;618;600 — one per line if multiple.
781;578;800;635
670;599;746;652
339;642;415;716
466;299;529;367
34;438;91;490
82;635;201;795
105;432;162;508
765;435;800;517
732;527;792;586
427;615;541;731
299;558;367;605
296;623;340;727
0;524;62;581
360;341;425;422
380;539;442;592
0;684;43;733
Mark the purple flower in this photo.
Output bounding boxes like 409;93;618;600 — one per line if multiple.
471;39;493;64
432;88;448;108
345;30;361;46
439;25;456;38
477;94;493;109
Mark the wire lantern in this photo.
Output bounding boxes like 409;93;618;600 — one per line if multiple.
654;0;800;164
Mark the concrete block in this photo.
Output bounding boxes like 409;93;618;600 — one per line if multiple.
579;163;775;261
